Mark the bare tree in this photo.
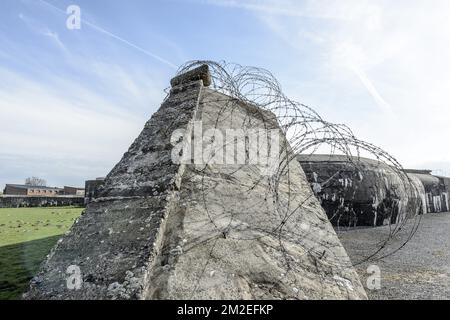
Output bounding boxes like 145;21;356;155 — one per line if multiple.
25;177;47;187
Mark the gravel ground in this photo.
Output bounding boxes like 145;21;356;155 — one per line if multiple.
338;212;450;300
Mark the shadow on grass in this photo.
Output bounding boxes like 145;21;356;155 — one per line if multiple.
0;235;61;300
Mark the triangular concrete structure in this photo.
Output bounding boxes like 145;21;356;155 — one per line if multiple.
25;65;367;300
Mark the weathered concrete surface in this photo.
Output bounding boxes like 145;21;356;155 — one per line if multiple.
339;212;450;300
25;66;366;300
146;89;366;299
170;64;211;87
298;155;422;227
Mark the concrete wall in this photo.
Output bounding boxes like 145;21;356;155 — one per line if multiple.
298;155;423;227
0;196;85;208
406;173;449;213
299;155;450;227
84;179;105;204
25;65;366;300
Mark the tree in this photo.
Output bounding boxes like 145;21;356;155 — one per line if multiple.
25;177;47;187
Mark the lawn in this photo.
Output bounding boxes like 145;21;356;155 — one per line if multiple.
0;207;83;300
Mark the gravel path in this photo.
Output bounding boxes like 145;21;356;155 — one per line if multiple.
338;212;450;300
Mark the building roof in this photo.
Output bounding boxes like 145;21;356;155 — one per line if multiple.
298;155;450;179
297;154;388;167
5;184;61;190
410;173;440;186
403;169;433;175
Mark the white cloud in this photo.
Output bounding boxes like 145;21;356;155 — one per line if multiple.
1;4;174;188
202;0;379;21
204;0;450;172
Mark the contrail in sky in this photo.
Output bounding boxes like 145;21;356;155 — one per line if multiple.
37;0;178;69
350;64;393;113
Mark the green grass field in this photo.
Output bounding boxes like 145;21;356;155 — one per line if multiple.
0;207;83;300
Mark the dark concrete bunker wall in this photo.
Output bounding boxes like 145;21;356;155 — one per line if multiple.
405;171;450;214
298;155;424;227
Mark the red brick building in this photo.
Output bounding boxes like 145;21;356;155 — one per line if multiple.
3;184;62;196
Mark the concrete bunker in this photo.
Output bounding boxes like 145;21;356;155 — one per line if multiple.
404;169;449;213
25;64;366;300
298;154;423;227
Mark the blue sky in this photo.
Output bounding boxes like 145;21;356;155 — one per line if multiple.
1;0;450;188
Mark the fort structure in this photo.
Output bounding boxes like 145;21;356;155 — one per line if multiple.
25;65;367;300
404;169;450;213
298;154;448;227
298;155;423;227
